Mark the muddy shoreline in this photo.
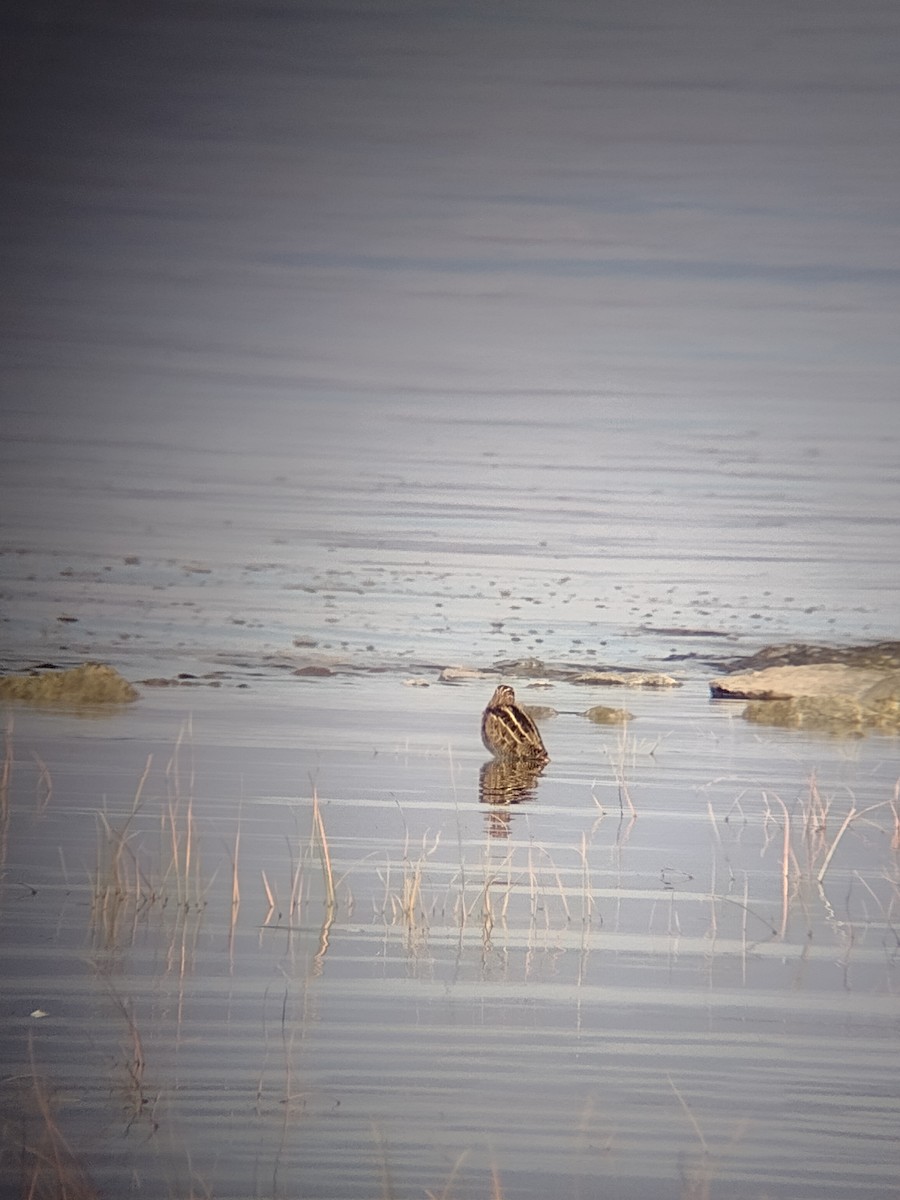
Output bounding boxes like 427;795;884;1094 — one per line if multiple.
4;639;899;738
4;638;900;690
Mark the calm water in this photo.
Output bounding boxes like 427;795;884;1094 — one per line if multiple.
2;1;900;1197
1;686;899;1199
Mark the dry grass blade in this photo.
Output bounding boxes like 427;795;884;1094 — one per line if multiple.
0;717;12;823
423;1149;471;1200
285;833;303;919
667;1072;710;1155
90;756;155;939
768;792;793;939
18;1033;100;1200
815;800;890;884
0;718;11;871
260;869;276;918
490;1162;505;1200
372;1122;394;1200
579;832;594;927
389;831;440;931
160;718;208;912
605;726;639;818
399;856;423;925
163;794;199;910
230;822;241;911
545;848;571;922
31;752;53;816
311;788;335;910
97;980;158;1132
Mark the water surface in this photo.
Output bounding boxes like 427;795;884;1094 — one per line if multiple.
1;2;900;1197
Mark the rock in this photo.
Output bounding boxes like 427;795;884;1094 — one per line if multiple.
709;664;887;701
521;705;558;721
867;700;900;732
707;640;900;673
583;705;633;724
491;657;549;677
438;666;491;681
0;663;138;705
572;670;681;688
711;663;900;736
743;696;868;734
862;673;900;703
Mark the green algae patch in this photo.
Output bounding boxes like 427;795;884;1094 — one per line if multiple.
0;663;138;706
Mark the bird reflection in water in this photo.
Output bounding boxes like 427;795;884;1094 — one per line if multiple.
478;756;546;838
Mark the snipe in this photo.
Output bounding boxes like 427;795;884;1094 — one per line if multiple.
481;684;549;763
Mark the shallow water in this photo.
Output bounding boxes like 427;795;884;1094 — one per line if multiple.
2;685;899;1199
2;1;900;1197
3;391;899;683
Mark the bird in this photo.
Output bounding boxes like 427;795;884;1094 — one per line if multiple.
481;684;549;763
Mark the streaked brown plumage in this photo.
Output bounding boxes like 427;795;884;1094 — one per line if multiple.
481;684;549;763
